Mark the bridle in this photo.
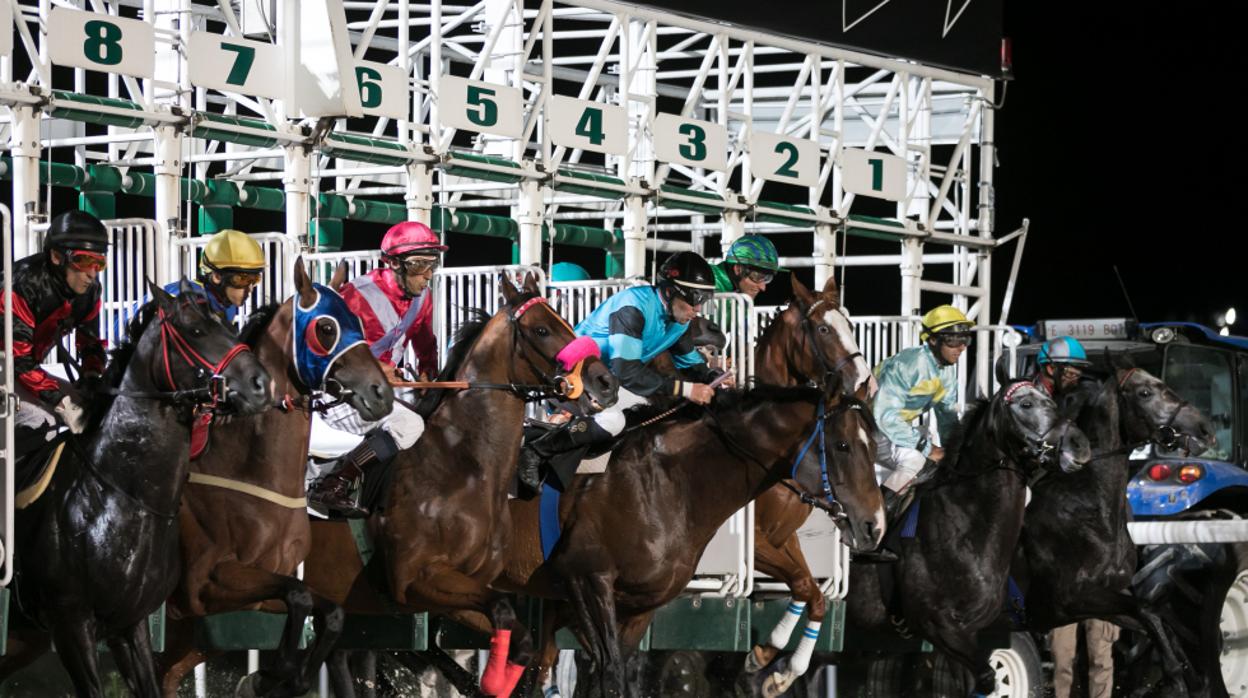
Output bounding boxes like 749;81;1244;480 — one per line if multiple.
1116;368;1199;455
797;300;864;397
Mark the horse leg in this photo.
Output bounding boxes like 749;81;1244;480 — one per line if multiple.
349;650;378;698
480;597;535;697
566;574;624;698
50;616;106;698
761;576;826;698
750;533;823;686
156;616;217;698
327;649;358;698
617;612;654;698
923;625;996;697
107;619;162;698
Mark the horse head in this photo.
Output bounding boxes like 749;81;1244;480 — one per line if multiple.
997;381;1091;474
685;316;727;361
790;396;885;553
145;279;271;416
1111;354;1215;456
499;272;618;410
786;275;876;400
290;257;393;421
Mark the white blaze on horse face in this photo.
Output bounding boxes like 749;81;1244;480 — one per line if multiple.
822;308;873;395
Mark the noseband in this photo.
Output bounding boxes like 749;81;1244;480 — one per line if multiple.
1003;382;1064;467
799;302;863;395
506;295;598;402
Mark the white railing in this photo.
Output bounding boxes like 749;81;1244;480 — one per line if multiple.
304;249;383;288
98;219;166;349
548;278;640;329
2;204;14;586
708;292;756;389
172;232;299;326
431;265;546;370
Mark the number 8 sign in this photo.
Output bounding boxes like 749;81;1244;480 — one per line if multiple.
49;7;154;79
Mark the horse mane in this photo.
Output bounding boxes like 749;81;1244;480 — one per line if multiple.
620;382;824;432
927;395;992;482
413;307;491;418
87;300;161;420
239;302;282;346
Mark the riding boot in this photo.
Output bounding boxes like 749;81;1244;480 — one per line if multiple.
308;428;399;518
518;417;613;494
852;489;902;564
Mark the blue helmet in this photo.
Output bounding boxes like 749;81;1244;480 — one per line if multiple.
1038;336;1092;368
550;262;591;282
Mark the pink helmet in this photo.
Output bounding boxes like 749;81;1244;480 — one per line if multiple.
381;221;448;257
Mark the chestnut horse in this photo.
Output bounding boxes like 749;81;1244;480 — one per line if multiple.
300;274;619;698
154;260;394;697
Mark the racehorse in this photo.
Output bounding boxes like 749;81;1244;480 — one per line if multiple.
495;275;885;698
1013;360;1215;696
845;381;1091;696
742;276;881;695
1;280;272;698
155;259;394;697
300;273;619;698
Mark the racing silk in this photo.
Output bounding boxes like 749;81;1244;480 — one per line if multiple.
340;266;437;372
0;253;107;407
162;279;238;325
710;261;736;293
872;344;960;456
575;285;711;396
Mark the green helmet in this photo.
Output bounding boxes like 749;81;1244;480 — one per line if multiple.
724;235;786;272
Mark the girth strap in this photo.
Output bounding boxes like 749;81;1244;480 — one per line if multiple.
186;472;308;509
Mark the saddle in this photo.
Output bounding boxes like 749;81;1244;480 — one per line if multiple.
14;432;70;509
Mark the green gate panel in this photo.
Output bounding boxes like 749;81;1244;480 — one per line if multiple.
195;611;307;651
338;614;428;651
0;587;9;656
649;597;750;652
749;598;845;653
148;603;165;653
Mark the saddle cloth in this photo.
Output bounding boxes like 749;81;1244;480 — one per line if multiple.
15;438;68;509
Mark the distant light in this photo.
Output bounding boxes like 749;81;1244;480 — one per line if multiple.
1228;307;1238;326
1221;327;1231;336
1151;327;1176;344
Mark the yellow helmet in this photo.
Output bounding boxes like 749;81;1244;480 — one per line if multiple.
920;305;972;341
200;229;265;275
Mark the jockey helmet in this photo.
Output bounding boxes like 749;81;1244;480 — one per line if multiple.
44;210;109;254
381;221;448;258
724;234;786;272
1038;336;1093;368
920;305;973;342
657;252;716;308
551;262;591;282
200;229;265;292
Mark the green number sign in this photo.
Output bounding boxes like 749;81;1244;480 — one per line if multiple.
220;43;256;87
868;158;883;191
575;107;606;146
677;123;707;162
356;66;383;109
83;19;123;66
774;141;801;178
466;85;498;127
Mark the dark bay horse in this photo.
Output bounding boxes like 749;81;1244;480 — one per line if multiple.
846;381;1091;696
1014;363;1215;696
301;273;618;697
156;259;393;697
2;281;272;698
743;276;881;695
495;276;885;698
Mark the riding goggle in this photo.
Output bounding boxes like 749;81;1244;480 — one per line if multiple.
674;286;714;308
220;270;262;289
742;268;775;285
66;250;107;272
937;333;974;347
395;256;440;276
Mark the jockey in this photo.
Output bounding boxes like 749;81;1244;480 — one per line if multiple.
873;305;971;508
1;210;109;447
307;221;443;516
517;252;728;490
1030;335;1092;398
710;234;785;299
174;229;265;324
550;261;591;283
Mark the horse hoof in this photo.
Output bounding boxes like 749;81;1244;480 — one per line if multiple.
235;673;261;698
743;646;777;674
761;669;796;698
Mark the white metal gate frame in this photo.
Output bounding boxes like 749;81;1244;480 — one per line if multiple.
171;232;300;328
2;204;15;586
431;265;547;371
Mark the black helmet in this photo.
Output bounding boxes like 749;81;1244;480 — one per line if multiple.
657;252;716;308
44;210;109;253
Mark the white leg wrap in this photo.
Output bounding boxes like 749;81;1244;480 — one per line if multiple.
768;600;806;649
789;621;821;677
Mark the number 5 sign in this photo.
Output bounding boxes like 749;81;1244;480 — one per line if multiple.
188;33;285;99
439;75;524;138
49;7;154;79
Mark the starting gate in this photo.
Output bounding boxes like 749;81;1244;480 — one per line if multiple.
2;204;14;589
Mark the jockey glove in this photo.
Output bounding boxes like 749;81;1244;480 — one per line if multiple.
55;394;88;434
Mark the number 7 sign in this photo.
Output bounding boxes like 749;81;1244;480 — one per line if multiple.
188;33;285;99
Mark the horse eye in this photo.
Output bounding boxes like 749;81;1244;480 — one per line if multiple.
1020;400;1033;409
837;441;850;451
535;326;550;337
817;325;830;335
1139;389;1152;399
189;325;206;338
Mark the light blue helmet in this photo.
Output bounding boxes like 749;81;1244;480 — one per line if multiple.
1038;336;1092;368
550;262;591;283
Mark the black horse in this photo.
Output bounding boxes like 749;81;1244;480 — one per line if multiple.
1014;362;1215;696
846;381;1092;695
2;280;272;698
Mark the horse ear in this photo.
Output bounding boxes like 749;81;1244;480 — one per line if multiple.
499;273;518;302
791;274;815;311
293;255;317;307
522;272;541;295
820;275;841;308
329;261;348;291
148;278;175;312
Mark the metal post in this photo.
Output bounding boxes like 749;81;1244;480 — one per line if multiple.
900;237;922;343
721;209;744;256
407;163;434;225
516;179;544;266
284;145;312;247
153;125;184;285
813;221;835;289
976;88;997;393
622;195;647;278
8;106;41;258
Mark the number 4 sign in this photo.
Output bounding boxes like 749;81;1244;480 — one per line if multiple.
547;95;627;156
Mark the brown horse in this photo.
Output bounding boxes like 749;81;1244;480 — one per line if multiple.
741;276;882;696
300;273;618;697
496;275;885;698
154;260;393;697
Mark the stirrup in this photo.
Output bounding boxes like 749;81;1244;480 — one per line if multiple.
308;474;369;518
